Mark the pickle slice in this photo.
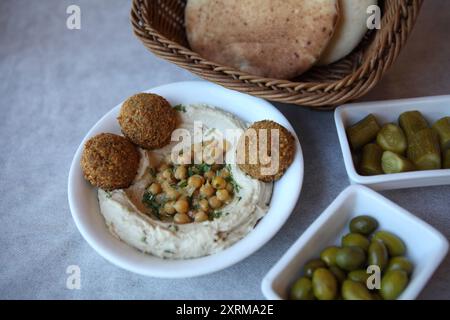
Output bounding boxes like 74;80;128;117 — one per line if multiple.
432;117;450;151
360;143;383;176
399;111;429;141
376;123;407;154
444;149;450;169
407;128;441;170
347;114;381;150
381;151;415;174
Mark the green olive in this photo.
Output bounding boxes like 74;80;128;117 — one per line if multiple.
373;231;406;257
349;215;379;235
342;280;373;300
336;247;366;271
290;277;315;300
380;270;409;300
312;268;338;300
347;270;369;284
329;266;347;284
320;246;340;267
386;257;414;275
368;239;389;271
341;233;370;252
303;259;327;278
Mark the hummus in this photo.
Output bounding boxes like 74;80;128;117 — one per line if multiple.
98;104;273;259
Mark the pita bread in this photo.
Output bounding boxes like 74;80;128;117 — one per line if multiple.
186;0;339;79
318;0;377;65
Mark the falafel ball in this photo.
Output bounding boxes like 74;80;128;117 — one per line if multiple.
81;133;140;190
118;93;178;149
237;120;295;182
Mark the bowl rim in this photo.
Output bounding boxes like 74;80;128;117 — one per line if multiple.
68;81;304;278
261;184;449;300
334;95;450;187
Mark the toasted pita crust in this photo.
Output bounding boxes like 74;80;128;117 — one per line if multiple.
318;0;377;65
186;0;339;79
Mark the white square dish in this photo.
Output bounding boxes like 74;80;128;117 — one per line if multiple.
335;95;450;190
261;185;448;300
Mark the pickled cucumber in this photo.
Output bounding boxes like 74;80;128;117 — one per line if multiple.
381;151;415;174
407;128;441;170
347;114;381;150
399;111;429;141
432;117;450;151
444;149;450;169
377;123;407;154
359;143;383;176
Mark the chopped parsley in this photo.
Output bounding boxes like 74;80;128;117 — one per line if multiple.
105;191;112;199
224;165;241;193
141;236;147;243
196;163;212;174
142;191;163;220
174;105;187;113
177;180;188;188
168;225;179;232
210;211;223;220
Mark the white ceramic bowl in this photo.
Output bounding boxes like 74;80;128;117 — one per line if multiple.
68;81;304;278
262;185;448;300
335;95;450;190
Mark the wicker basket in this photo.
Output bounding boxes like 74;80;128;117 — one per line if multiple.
131;0;423;110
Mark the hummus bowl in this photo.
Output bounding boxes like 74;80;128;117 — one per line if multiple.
68;81;304;278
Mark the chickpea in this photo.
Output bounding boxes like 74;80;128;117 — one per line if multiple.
162;169;173;180
156;172;165;183
155;193;166;204
199;199;209;212
226;183;234;194
174;165;188;180
192;189;200;198
158;163;170;172
204;170;215;181
148;183;162;195
216;189;230;202
165;188;180;201
174;213;191;224
220;169;230;179
178;195;189;202
173;199;190;214
200;183;215;198
194;211;209;223
163;201;176;215
209;196;223;209
188;175;204;189
212;176;227;190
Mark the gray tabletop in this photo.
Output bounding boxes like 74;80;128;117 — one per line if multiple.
0;0;449;300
